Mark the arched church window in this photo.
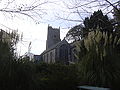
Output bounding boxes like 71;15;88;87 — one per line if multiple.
46;53;48;63
50;52;52;63
59;44;68;62
54;35;56;38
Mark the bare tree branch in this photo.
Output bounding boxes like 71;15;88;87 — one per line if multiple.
56;16;83;22
67;0;97;9
0;0;49;22
104;0;120;14
55;0;119;27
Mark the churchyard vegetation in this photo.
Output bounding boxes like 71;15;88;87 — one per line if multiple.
0;3;120;90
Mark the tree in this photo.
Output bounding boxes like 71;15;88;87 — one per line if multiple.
65;24;84;42
65;10;113;42
83;10;113;37
0;29;21;59
0;30;21;90
55;0;119;28
0;0;49;23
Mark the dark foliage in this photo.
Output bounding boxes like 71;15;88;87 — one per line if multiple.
83;10;113;37
66;24;84;41
66;10;114;42
0;43;79;90
34;63;78;90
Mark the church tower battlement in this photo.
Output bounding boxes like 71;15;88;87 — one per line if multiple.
46;25;61;49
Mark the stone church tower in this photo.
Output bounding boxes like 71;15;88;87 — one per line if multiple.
46;26;61;49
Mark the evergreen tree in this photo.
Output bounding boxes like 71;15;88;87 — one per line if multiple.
83;10;113;37
66;10;113;42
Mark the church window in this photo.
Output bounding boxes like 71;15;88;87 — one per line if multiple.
50;52;52;63
46;53;48;63
54;35;56;38
43;55;45;61
59;44;68;63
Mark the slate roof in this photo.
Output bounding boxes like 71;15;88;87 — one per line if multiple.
41;39;69;55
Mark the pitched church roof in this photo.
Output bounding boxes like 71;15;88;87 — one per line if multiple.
41;38;69;55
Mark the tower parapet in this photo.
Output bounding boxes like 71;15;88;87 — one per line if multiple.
46;26;61;49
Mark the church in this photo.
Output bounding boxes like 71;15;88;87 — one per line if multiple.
39;26;78;64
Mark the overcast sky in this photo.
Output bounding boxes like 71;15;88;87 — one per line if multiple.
0;15;69;56
0;0;119;56
0;0;71;56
